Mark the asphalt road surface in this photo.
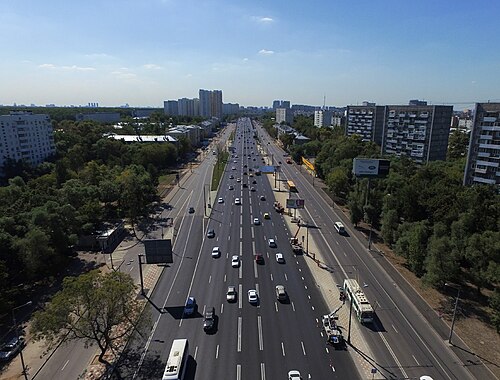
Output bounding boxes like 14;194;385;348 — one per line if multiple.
118;118;358;380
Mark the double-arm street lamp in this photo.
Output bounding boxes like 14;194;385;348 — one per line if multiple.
445;282;461;345
12;300;32;380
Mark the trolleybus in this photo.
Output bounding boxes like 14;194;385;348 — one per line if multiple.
162;339;189;380
343;279;374;324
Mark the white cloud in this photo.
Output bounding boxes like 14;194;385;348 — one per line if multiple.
38;63;95;71
143;63;162;70
61;65;96;71
258;49;274;55
111;70;137;79
243;58;249;62
253;16;274;23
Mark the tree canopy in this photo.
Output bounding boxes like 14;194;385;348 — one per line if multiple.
32;270;147;366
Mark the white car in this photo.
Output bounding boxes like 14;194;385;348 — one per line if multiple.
268;238;277;248
211;247;220;258
248;289;258;304
253;217;260;225
226;286;237;302
288;370;301;380
231;255;240;268
236;178;241;183
232;166;236;170
218;197;224;204
276;253;285;263
235;198;241;205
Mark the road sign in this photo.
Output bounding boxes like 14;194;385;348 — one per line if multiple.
144;239;173;264
286;198;305;209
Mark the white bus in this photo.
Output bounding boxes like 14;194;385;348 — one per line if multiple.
343;279;374;324
162;339;189;380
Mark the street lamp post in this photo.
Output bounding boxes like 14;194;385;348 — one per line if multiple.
445;283;461;344
12;301;32;380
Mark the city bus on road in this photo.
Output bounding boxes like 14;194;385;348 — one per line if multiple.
343;279;374;324
286;180;298;192
162;339;189;380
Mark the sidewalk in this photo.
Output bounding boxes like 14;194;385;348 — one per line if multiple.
265;173;381;379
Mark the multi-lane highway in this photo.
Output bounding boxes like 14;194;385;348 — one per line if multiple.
114;116;492;380
121;118;359;379
254;120;489;380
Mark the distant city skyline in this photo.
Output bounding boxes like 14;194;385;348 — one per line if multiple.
1;0;499;111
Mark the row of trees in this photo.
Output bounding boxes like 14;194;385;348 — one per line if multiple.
0;119;192;320
260;113;500;331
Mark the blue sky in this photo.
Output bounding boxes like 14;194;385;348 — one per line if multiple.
1;0;499;110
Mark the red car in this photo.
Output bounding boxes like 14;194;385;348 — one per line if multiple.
255;254;264;264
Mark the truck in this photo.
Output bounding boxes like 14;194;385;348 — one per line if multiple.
322;304;344;348
290;223;303;254
274;201;284;214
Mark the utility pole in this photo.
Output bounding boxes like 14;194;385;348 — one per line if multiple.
445;283;461;344
12;301;32;380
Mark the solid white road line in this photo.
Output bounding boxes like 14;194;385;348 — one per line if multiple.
258;315;264;350
237;317;242;352
239;284;243;309
236;364;241;380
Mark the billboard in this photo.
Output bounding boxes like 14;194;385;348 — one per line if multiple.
286;198;305;209
144;239;173;264
352;158;390;178
260;165;275;174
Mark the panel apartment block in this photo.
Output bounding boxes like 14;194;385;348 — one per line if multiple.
345;105;385;145
382;105;452;163
464;102;500;186
0;111;56;173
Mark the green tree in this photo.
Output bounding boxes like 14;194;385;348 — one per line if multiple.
381;208;399;246
395;221;430;276
13;227;60;279
423;223;460;287
465;231;500;294
447;130;470;160
32;270;147;366
279;133;294;151
117;165;155;224
490;289;500;333
326;167;350;198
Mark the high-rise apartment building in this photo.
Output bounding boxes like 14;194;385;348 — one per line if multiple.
164;100;179;116
463;102;500;187
0;111;56;175
382;105;452;163
314;110;333;128
211;90;223;119
346;104;452;163
346;105;386;145
272;100;291;110
276;108;293;124
199;89;211;118
199;89;223;118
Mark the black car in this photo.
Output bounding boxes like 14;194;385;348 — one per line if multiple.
203;307;216;332
188;207;195;214
206;229;215;238
0;337;24;362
